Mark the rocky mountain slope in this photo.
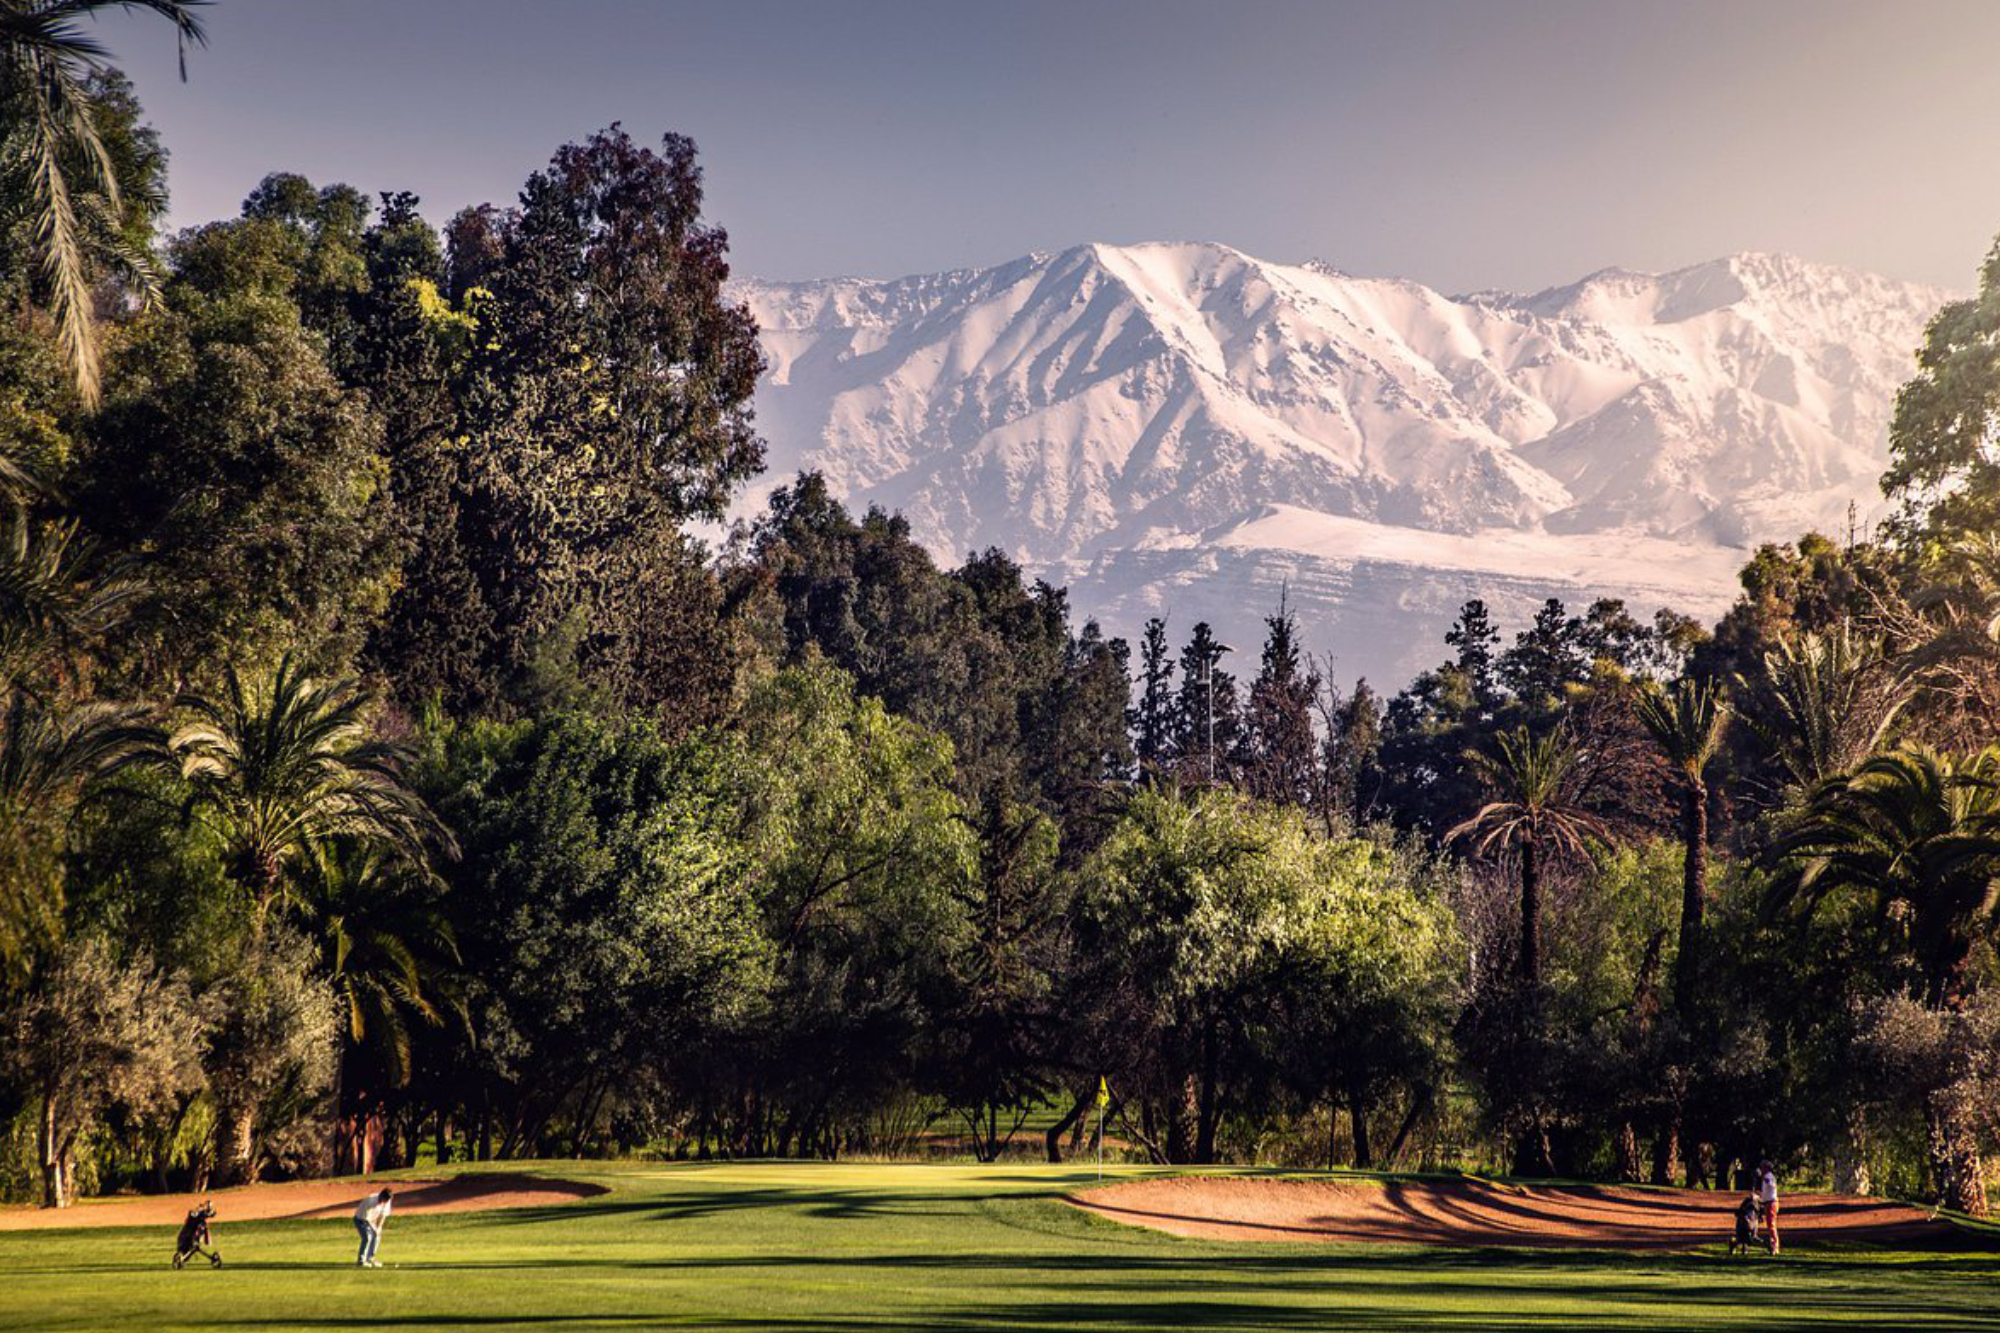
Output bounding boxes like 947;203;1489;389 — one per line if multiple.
737;243;1945;686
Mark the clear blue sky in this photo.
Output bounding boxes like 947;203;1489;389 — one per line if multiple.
96;0;2000;291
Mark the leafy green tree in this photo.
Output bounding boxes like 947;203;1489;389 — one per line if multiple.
79;278;396;681
1885;233;2000;545
1323;678;1382;829
0;0;204;403
1633;678;1730;1015
2;933;200;1206
1577;598;1663;677
200;928;336;1186
1080;786;1454;1165
421;710;768;1159
1079;783;1291;1163
0;482;152;976
1375;663;1483;838
1270;832;1460;1168
382;127;763;718
1449;725;1609;990
931;797;1068;1161
165;656;451;928
295;838;460;1173
0;691;153;975
1772;746;2000;1013
725;660;974;1156
747;475;1129;827
1770;745;2000;1212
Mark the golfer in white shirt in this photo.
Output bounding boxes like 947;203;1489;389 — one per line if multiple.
353;1187;394;1267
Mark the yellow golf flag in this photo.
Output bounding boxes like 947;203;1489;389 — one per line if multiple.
1094;1076;1110;1110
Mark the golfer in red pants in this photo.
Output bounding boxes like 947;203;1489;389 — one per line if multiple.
1756;1160;1780;1254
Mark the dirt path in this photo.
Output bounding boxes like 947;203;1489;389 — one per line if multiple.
1070;1175;1964;1250
0;1173;606;1231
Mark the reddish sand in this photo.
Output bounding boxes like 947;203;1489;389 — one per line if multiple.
0;1174;606;1231
1070;1176;1964;1250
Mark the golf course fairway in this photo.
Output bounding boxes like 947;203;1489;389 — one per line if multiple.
3;1160;1998;1331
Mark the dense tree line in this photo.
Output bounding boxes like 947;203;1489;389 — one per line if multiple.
7;13;2000;1221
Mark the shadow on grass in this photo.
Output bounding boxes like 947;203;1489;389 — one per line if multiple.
187;1295;2000;1333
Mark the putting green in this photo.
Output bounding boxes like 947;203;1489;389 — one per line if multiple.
2;1160;1996;1331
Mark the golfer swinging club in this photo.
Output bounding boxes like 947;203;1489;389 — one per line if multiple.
353;1187;394;1267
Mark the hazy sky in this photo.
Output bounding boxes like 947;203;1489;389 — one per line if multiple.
96;0;2000;292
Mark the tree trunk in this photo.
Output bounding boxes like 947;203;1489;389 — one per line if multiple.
1348;1085;1372;1169
1384;1083;1433;1166
1649;1117;1681;1188
1930;1094;1990;1216
1044;1092;1088;1164
1685;1140;1713;1190
1672;783;1707;1019
214;1099;257;1187
38;1091;67;1209
1831;1114;1871;1196
1194;1021;1221;1164
1518;839;1541;988
1614;1122;1642;1182
1165;1072;1198;1164
330;1044;349;1174
1511;1123;1554;1178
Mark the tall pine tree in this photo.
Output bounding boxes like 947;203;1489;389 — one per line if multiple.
1244;600;1319;805
1131;617;1178;781
1173;622;1239;785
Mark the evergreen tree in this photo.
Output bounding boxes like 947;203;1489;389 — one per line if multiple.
1497;598;1591;707
1173;622;1239;784
1578;598;1656;676
1132;618;1177;779
748;475;1129;831
1444;599;1500;704
1244;600;1319;805
1327;679;1384;827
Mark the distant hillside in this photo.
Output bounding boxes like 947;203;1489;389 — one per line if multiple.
737;243;1946;685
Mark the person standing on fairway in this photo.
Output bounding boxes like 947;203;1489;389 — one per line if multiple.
353;1188;394;1267
1755;1160;1779;1254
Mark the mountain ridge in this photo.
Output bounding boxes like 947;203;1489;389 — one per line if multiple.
736;242;1948;686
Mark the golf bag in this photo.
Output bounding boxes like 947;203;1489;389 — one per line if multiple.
172;1202;222;1269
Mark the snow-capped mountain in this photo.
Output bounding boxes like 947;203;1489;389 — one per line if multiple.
737;243;1946;687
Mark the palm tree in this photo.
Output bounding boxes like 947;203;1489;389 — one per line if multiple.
1739;622;1910;794
1896;534;2000;746
1771;746;2000;1012
1449;725;1608;990
0;448;149;971
299;838;461;1173
0;690;152;971
1769;745;2000;1214
0;510;142;688
1633;678;1729;1018
1;0;207;405
166;655;454;928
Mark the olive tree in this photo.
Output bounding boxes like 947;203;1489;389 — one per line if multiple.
2;935;201;1206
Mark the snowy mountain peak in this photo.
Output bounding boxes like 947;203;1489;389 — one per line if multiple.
737;245;1949;685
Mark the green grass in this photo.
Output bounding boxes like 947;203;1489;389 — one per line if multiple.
3;1160;1998;1331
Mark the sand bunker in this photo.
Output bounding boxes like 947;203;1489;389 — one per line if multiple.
1071;1176;1964;1250
0;1173;606;1231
